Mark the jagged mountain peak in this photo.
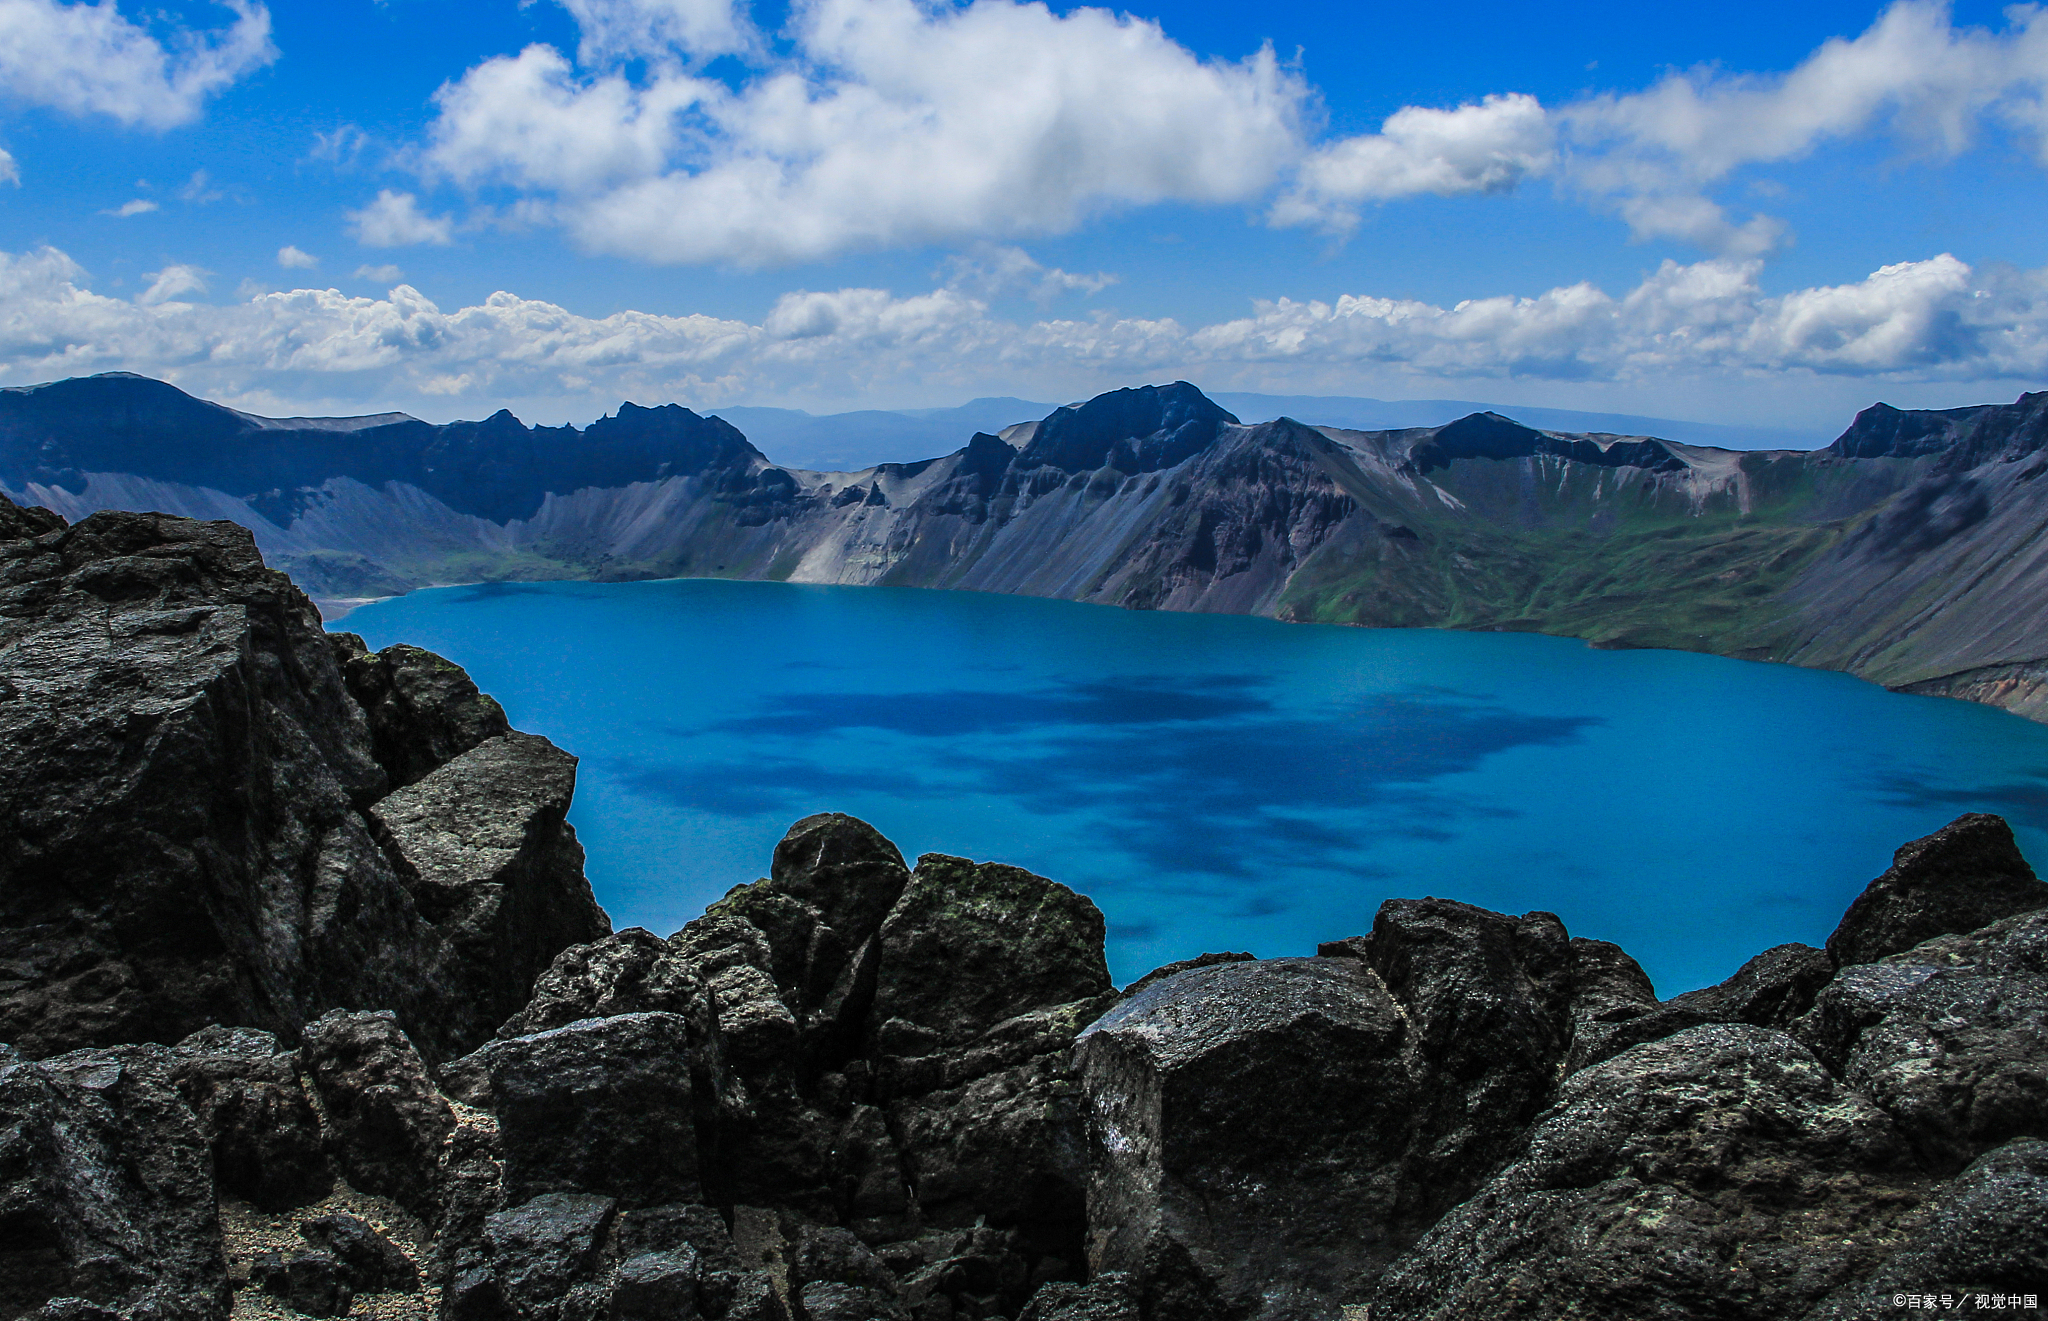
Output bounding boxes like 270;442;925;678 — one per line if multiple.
957;431;1017;479
1826;391;2048;463
1432;410;1548;450
1018;380;1240;475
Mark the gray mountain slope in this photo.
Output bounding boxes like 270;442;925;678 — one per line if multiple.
6;375;2048;722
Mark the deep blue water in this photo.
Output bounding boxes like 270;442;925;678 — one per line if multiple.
340;579;2048;994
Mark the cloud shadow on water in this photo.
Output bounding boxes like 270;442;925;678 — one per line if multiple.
1873;769;2048;832
950;691;1596;878
611;754;928;817
615;674;1601;885
705;674;1272;738
443;581;578;604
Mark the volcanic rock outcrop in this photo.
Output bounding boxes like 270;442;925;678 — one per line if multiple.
0;494;608;1061
4;498;2047;1320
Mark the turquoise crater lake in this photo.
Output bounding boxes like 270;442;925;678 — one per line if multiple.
341;579;2048;993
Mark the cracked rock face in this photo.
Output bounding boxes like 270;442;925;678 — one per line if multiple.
441;1011;705;1208
0;1041;227;1321
1077;957;1409;1321
1802;911;2048;1176
0;499;607;1063
329;634;510;790
1368;1025;1927;1320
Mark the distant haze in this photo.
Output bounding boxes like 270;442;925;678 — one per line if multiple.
720;392;1835;471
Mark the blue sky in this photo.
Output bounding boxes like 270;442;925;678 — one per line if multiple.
2;0;2046;431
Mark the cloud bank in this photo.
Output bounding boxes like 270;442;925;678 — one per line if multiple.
3;243;2042;420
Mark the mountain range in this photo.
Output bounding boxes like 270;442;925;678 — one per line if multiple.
719;393;1829;471
4;371;2045;721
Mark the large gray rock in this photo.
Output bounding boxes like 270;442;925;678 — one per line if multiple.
1079;898;1848;1319
1076;957;1408;1321
441;1011;705;1207
615;1203;780;1320
1368;1025;1924;1320
369;730;610;1027
169;1025;329;1212
299;1010;456;1219
329;633;510;789
871;854;1111;1052
1349;900;1576;1183
496;926;713;1039
0;1042;227;1320
1800;910;2048;1175
1826;813;2048;968
1807;1138;2048;1318
456;1192;618;1321
0;508;608;1063
693;812;911;1067
888;1048;1093;1251
0;491;64;540
1553;936;1662;1071
610;1249;702;1321
1565;941;1837;1072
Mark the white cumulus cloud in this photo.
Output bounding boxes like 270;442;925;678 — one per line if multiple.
101;197;156;217
1273;1;2048;252
344;0;2048;266
1273;93;1557;230
421;0;1306;267
1566;1;2035;183
277;245;318;269
0;0;275;129
428;44;705;196
939;243;1116;303
354;263;404;283
348;190;455;247
0;147;17;185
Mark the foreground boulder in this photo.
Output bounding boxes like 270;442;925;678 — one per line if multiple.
330;634;510;789
1369;1025;1925;1318
1079;902;1678;1319
0;1042;226;1320
169;1025;329;1212
1807;1137;2048;1319
1077;958;1407;1320
1825;812;2048;967
0;498;607;1062
442;1011;705;1207
300;1010;458;1219
1797;910;2048;1174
